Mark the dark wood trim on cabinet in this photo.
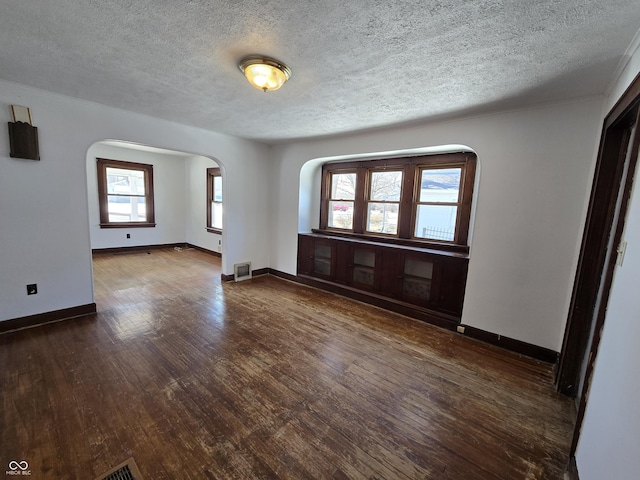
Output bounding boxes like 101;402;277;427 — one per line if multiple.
0;303;97;334
311;228;470;254
296;273;460;331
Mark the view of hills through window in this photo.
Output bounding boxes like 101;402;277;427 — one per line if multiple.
415;168;461;241
328;167;461;241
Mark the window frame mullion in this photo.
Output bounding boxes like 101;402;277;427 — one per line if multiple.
352;167;367;234
319;153;476;250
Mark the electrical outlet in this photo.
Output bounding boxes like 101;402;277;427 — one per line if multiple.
26;284;37;295
456;325;465;334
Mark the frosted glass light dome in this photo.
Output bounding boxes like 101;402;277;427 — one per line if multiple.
239;55;292;92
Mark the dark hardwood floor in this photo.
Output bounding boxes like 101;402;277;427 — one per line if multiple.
0;248;575;479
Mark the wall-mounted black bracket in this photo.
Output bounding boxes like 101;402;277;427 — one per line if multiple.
8;121;40;160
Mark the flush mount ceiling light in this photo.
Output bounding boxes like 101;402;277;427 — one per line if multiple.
238;55;292;92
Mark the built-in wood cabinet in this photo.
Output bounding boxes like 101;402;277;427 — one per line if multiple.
297;233;469;327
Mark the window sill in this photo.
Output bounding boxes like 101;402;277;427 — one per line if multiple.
311;229;469;255
99;223;156;229
206;228;222;234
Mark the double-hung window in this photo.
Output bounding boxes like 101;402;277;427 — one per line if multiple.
414;166;464;242
366;169;403;235
327;171;356;230
97;158;155;228
207;168;223;232
319;153;476;248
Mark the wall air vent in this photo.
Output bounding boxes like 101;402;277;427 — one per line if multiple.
234;262;252;282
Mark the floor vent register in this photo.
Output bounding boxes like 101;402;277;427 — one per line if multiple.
95;458;143;480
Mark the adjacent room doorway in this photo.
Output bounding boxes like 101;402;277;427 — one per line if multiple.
556;72;640;453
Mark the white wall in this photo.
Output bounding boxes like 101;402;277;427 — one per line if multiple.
0;76;606;353
185;154;222;253
0;80;269;322
270;97;604;351
575;38;640;480
87;143;188;249
85;144;223;253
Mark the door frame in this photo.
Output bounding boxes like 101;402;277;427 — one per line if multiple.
556;72;640;454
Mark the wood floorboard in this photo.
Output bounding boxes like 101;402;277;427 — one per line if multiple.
0;247;575;479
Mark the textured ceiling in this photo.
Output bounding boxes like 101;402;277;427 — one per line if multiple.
0;0;639;143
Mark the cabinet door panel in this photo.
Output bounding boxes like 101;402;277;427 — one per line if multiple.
334;241;350;284
380;250;403;298
297;235;314;275
401;255;435;306
437;258;467;315
349;246;380;291
312;240;335;278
